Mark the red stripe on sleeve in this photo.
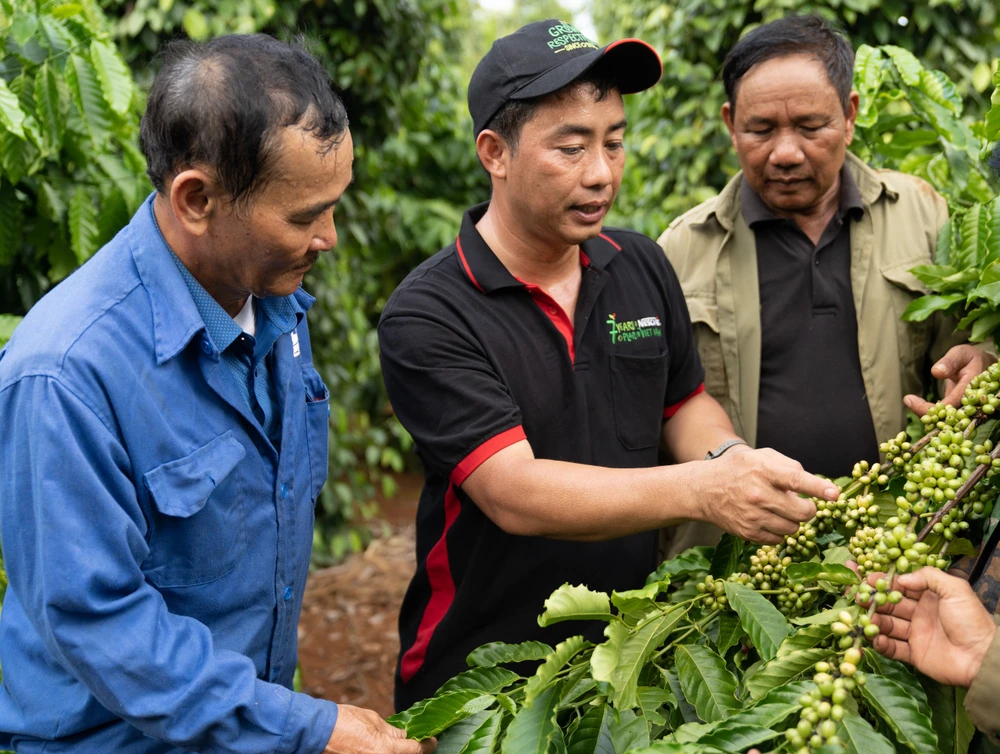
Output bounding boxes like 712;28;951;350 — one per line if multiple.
399;485;462;683
663;382;706;418
450;426;527;487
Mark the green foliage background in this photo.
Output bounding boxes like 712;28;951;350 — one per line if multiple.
0;0;495;561
595;0;1000;238
2;3;1000;749
3;0;1000;564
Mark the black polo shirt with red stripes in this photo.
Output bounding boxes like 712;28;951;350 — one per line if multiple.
378;202;705;710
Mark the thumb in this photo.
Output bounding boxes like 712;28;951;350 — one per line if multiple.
896;566;966;598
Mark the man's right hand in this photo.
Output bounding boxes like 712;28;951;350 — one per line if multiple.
324;705;436;754
697;447;838;545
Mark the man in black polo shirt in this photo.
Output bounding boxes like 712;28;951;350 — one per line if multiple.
378;20;840;710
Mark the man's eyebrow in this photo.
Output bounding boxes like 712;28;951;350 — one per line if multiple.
744;113;827;127
551;120;628;139
552;123;595;139
293;171;354;217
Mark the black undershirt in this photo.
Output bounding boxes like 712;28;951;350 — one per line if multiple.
745;168;880;478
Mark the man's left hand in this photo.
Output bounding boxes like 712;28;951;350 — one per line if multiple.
904;344;995;415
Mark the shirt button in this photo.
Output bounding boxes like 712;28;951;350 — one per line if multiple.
200;339;212;355
283;586;293;601
280;483;288;499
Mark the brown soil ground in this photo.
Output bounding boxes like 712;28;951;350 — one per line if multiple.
297;472;423;717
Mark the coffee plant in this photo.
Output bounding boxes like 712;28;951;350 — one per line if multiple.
0;0;148;316
388;366;1000;753
851;47;1000;351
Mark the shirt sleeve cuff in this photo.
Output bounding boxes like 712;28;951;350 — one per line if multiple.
964;615;1000;743
278;691;339;754
450;425;527;486
664;383;706;419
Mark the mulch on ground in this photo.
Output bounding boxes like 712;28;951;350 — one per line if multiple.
297;473;421;718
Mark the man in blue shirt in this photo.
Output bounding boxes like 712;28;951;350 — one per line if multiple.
0;35;431;754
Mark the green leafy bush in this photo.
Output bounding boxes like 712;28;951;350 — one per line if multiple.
845;45;1000;351
595;0;1000;239
392;369;1000;753
0;0;148;315
0;314;20;348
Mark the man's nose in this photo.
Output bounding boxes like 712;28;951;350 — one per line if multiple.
311;214;338;252
769;130;805;167
583;148;614;188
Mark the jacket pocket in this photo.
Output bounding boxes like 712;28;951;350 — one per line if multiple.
303;364;330;502
881;259;932;367
142;431;248;587
610;352;669;450
686;295;731;414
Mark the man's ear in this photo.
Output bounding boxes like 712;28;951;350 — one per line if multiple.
721;101;738;151
844;91;860;146
476;130;510;181
166;169;224;237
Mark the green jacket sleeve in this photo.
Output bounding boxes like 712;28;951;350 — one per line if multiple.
964;614;1000;744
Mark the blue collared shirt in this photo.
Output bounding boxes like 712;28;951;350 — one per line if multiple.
0;194;336;753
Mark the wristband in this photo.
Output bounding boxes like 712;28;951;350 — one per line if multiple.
705;439;748;460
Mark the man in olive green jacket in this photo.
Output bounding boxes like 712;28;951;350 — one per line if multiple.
661;150;961;453
658;16;992;554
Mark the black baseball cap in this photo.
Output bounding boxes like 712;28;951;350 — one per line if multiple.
468;19;662;137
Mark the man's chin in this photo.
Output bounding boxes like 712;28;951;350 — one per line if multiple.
762;191;816;215
564;218;606;244
262;275;307;298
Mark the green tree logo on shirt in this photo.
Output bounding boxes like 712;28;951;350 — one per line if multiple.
606;313;619;344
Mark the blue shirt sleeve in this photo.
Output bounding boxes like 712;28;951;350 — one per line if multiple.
0;374;337;753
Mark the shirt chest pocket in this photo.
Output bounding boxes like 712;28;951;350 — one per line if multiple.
142;432;248;588
610;352;668;450
302;364;330;503
880;260;932;368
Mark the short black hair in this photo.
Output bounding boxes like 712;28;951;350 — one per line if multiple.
141;34;349;210
484;70;619;153
722;15;854;115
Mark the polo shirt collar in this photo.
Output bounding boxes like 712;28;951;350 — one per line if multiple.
455;202;621;294
739;165;865;228
130;192;310;364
